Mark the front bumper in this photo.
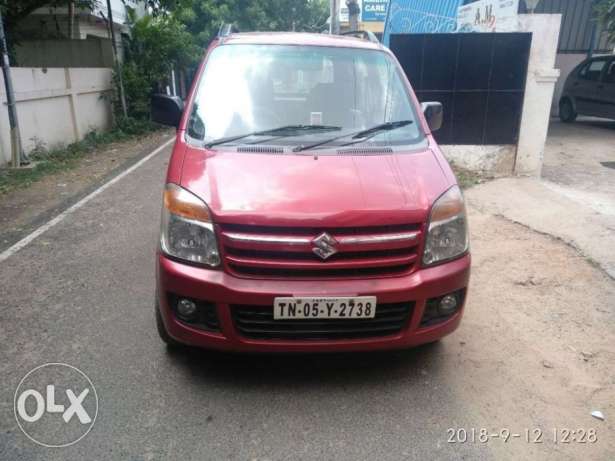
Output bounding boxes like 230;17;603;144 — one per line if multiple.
156;253;471;352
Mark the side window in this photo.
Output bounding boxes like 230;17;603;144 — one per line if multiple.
604;61;615;84
579;59;607;81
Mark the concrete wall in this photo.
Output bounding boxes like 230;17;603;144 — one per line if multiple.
515;14;561;176
0;68;113;165
441;145;517;175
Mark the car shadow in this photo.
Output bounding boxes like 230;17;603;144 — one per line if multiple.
580;120;615;130
163;341;448;391
561;115;615;130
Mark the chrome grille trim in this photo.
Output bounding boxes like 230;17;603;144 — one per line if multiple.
337;232;419;245
224;233;311;245
223;231;419;246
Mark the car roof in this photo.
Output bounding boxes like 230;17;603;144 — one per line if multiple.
219;32;384;51
583;54;615;62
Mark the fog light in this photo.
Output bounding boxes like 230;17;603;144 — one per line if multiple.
438;294;458;315
177;298;197;318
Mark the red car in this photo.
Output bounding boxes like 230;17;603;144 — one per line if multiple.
151;30;470;353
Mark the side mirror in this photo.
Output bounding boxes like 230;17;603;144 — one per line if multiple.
421;102;443;132
151;94;184;128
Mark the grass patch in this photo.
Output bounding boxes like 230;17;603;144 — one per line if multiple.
451;163;492;190
0;118;159;195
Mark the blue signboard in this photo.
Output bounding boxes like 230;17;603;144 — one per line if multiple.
362;0;389;22
383;0;465;45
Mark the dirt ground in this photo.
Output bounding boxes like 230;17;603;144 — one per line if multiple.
0;129;174;253
457;206;615;459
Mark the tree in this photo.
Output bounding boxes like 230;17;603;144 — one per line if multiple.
172;0;329;47
596;0;615;41
119;11;200;118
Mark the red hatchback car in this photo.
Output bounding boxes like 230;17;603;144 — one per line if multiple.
151;30;470;353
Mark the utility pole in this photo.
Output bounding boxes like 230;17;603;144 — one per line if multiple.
330;0;340;34
0;10;26;168
347;0;360;31
105;0;128;118
68;0;75;39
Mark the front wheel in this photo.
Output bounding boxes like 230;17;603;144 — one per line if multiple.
559;98;577;123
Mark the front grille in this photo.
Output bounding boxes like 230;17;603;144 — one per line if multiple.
219;223;422;279
232;302;415;340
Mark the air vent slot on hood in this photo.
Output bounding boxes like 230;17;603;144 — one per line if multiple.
336;147;394;155
237;145;284;154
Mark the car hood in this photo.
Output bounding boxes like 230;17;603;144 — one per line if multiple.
180;147;451;226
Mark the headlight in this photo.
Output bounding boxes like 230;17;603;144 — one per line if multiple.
422;185;469;266
160;184;221;267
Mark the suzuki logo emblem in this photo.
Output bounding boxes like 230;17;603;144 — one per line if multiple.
312;232;338;260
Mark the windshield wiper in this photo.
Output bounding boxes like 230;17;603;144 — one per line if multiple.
293;120;414;152
204;125;341;148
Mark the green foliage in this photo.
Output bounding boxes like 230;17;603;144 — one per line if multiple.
450;163;490;190
114;116;159;136
116;62;152;120
125;13;200;81
175;0;329;46
118;13;200;120
596;0;615;41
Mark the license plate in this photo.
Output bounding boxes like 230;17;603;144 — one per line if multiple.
273;297;377;320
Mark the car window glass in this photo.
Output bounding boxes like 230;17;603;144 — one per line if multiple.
187;44;423;147
579;59;607;81
605;61;615;84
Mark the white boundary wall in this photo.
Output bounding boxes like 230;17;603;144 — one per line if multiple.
0;67;113;165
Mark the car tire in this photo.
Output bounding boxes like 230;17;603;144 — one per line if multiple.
155;300;183;348
559;98;577;123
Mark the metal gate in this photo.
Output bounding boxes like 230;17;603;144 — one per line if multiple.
391;33;532;145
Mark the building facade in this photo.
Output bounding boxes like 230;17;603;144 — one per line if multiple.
13;0;146;68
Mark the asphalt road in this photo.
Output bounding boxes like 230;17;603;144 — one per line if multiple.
0;141;495;460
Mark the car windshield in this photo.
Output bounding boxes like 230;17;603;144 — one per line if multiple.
186;44;425;149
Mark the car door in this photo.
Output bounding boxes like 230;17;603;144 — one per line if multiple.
572;58;609;117
597;58;615;120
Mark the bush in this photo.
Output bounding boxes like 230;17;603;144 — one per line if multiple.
114;116;159;136
115;12;200;121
